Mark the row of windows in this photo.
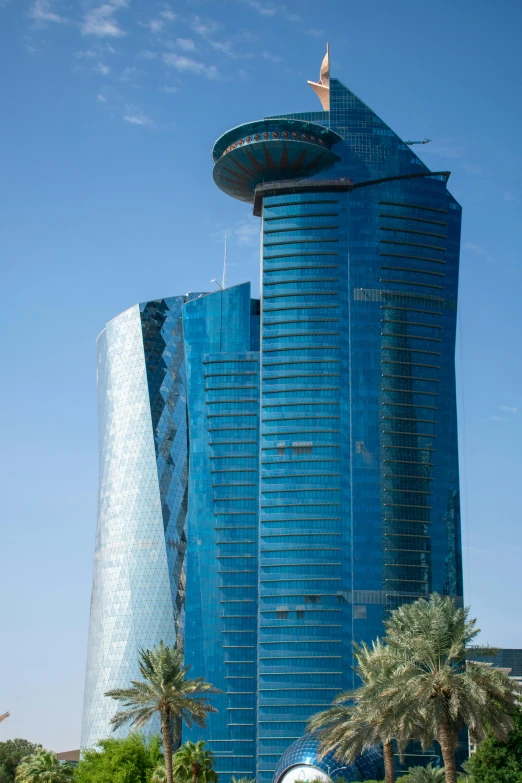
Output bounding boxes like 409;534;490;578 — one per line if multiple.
262;387;340;398
264;265;340;279
263;306;340;317
263;362;341;373
259;520;342;532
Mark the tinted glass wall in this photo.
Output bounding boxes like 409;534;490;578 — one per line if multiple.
182;285;260;779
256;172;461;781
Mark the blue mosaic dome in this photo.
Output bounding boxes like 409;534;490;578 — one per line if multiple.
273;734;385;783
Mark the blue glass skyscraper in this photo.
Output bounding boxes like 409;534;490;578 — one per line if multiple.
207;47;462;782
82;48;463;783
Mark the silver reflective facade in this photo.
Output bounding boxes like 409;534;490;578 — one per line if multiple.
81;296;195;749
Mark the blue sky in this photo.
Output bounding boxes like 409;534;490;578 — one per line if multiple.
1;0;521;753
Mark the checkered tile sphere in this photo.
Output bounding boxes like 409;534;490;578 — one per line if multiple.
273;734;385;783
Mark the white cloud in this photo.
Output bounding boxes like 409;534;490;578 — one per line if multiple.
235;220;258;245
500;406;518;414
94;61;110;74
146;18;164;33
97;93;107;102
120;65;139;80
262;50;281;62
74;49;98;58
124;112;154;126
192;17;220;37
81;1;127;38
176;38;196;51
504;191;516;201
161;10;176;20
139;49;157;59
241;0;275;15
163;52;218;78
240;0;301;21
29;0;66;23
159;84;180;94
306;27;325;37
489;416;507;422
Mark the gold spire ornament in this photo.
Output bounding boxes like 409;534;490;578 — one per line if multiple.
308;43;330;110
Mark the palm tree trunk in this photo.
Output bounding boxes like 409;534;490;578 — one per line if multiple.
172;715;182;752
192;762;198;783
382;740;396;783
438;723;457;783
161;711;174;783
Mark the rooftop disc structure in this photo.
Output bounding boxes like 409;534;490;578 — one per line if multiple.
212;119;343;203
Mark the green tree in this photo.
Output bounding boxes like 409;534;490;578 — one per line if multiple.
230;778;255;783
75;734;162;783
466;705;522;783
15;750;73;783
150;761;167;783
308;640;418;783
383;594;520;783
403;766;446;783
0;740;42;783
105;642;219;783
172;741;217;783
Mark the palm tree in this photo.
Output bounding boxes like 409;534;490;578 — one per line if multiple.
172;741;217;783
308;640;418;783
151;761;168;783
15;750;74;783
105;642;220;783
230;778;255;783
406;766;445;783
383;594;521;783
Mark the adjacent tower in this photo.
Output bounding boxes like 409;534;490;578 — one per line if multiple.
211;47;463;783
81;295;200;748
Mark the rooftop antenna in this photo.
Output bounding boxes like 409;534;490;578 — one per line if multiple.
210;279;223;290
222;233;228;290
405;138;432;145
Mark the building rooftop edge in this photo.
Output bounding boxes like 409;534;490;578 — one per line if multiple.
252;170;452;216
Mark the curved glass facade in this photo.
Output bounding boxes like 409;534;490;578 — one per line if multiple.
81;295;199;749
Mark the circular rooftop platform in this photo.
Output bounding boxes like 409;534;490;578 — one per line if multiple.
212;119;342;203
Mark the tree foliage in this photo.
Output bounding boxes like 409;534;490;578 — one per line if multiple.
382;595;520;783
308;639;422;783
0;740;42;783
105;643;219;783
466;706;522;783
75;734;162;783
15;749;73;783
401;767;446;783
172;741;217;783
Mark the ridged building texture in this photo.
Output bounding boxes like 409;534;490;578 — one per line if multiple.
82;55;463;783
81;296;198;749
